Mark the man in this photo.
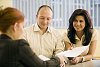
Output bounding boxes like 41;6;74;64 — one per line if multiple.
23;5;66;66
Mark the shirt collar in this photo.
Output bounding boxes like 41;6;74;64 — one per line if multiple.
75;34;85;40
34;23;51;33
34;23;40;31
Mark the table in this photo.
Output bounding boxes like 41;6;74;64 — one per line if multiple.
65;60;100;67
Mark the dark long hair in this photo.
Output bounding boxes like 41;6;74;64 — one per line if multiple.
68;9;93;46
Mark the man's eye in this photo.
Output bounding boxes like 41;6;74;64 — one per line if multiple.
80;20;83;22
47;18;51;20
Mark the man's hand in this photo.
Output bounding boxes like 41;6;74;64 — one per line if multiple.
57;55;66;67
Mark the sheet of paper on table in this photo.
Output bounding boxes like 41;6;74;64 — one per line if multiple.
57;46;89;57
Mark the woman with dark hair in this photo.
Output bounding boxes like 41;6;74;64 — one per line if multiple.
63;9;97;64
0;7;61;67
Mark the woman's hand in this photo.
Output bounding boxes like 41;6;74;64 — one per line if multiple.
70;57;82;64
67;47;73;50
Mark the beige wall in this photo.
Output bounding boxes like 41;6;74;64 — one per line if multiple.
0;0;12;9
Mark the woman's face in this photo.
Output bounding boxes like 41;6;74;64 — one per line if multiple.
73;15;85;32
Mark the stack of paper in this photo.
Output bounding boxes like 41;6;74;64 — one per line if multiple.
57;46;89;57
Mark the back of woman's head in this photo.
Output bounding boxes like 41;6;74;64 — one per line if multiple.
0;7;24;33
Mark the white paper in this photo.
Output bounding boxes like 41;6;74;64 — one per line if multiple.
57;46;89;57
38;55;50;61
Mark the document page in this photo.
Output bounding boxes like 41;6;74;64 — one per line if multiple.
57;46;89;57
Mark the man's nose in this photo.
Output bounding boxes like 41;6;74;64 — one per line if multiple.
44;19;48;23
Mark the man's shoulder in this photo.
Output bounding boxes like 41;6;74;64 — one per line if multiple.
24;24;34;30
49;27;61;36
49;27;58;32
23;24;35;34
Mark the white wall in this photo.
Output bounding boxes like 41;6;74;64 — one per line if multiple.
0;0;12;9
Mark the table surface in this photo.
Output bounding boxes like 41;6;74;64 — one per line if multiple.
65;60;100;67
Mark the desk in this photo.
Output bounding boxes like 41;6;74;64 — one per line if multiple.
65;60;100;67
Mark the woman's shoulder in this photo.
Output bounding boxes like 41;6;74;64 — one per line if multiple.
14;39;29;46
91;29;98;41
93;29;97;33
92;29;98;36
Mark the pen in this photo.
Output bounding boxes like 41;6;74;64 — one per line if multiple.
70;43;75;48
64;61;67;64
70;43;74;49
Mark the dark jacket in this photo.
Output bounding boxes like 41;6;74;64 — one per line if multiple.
0;34;60;67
